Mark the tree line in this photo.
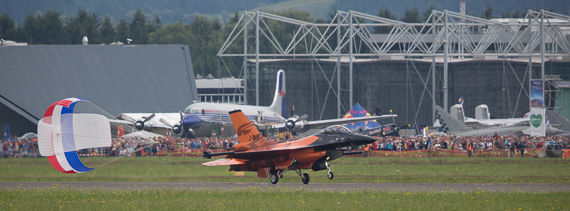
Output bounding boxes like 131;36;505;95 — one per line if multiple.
0;4;542;77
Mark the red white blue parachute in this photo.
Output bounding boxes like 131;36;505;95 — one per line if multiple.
38;98;112;173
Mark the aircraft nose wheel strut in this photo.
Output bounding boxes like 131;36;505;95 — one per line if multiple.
326;161;334;180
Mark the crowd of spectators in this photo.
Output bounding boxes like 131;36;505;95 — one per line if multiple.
2;133;569;158
369;134;570;155
106;135;295;157
1;139;39;158
0;135;296;158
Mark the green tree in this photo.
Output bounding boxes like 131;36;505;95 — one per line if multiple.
0;13;18;41
115;18;129;43
188;15;223;76
401;8;421;23
153;14;162;27
480;2;494;19
65;9;101;44
373;8;397;34
100;15;115;44
422;4;436;23
149;22;196;44
129;10;149;44
511;10;521;18
41;9;63;44
21;12;41;44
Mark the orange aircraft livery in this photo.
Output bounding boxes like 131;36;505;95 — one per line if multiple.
202;110;376;184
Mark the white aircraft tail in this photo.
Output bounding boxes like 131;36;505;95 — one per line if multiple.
434;105;471;133
475;104;490;120
268;70;286;118
449;104;466;123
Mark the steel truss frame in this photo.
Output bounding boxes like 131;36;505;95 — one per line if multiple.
217;9;570;119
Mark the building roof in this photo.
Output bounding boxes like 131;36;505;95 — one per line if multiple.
0;45;198;123
196;77;243;89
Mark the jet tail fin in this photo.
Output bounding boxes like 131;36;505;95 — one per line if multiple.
4;125;11;142
434;105;471;133
268;70;286;118
229;110;277;149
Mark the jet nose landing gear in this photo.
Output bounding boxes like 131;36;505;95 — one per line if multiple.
326;158;334;180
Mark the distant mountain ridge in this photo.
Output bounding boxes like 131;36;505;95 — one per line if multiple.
1;0;568;24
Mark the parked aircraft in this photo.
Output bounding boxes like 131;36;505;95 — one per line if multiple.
449;104;529;129
434;105;528;136
202;110;377;184
438;105;570;136
122;70;397;138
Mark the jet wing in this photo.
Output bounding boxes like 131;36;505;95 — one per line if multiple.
202;158;249;166
227;142;352;160
273;114;397;133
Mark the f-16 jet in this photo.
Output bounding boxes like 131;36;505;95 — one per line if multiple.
202;110;377;184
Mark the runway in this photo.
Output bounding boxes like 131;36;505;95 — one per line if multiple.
1;182;568;192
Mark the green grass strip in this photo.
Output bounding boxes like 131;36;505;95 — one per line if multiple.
1;156;569;183
1;187;569;210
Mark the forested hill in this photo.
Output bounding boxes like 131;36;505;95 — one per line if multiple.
1;0;568;24
330;0;569;19
0;0;289;24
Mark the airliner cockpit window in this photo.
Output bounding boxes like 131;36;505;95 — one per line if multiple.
184;108;201;114
318;125;353;135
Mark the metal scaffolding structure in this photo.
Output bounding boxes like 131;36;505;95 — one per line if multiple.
217;9;570;121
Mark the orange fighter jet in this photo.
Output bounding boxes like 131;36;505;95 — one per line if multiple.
202;110;377;184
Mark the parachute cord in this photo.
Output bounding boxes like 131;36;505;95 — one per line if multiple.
94;144;153;169
96;156;124;168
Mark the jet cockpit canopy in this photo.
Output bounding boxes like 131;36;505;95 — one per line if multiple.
318;125;353;135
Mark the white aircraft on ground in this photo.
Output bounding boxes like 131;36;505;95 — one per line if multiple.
121;70;397;138
436;105;570;136
448;104;529;129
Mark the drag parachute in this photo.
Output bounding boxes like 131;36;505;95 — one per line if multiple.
38;98;112;173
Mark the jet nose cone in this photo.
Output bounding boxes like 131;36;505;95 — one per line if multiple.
183;114;203;128
353;134;377;145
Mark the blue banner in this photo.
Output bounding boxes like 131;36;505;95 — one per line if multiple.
530;80;544;108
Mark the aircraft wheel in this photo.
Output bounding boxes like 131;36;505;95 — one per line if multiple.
328;172;334;180
270;173;279;184
302;173;310;184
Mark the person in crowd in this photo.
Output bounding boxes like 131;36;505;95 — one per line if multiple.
466;139;472;158
374;105;382;116
290;105;295;117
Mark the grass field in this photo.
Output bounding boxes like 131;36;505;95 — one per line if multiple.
2;156;569;210
1;156;569;183
1;186;569;210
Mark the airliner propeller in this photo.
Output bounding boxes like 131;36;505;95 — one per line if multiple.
274;113;308;133
172;111;184;135
134;113;155;131
119;113;156;131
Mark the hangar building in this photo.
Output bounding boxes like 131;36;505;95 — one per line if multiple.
0;44;198;137
246;58;570;127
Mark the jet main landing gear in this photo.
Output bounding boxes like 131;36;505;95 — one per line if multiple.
295;169;310;184
270;172;279;184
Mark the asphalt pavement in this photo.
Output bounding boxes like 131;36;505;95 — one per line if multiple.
1;182;568;192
